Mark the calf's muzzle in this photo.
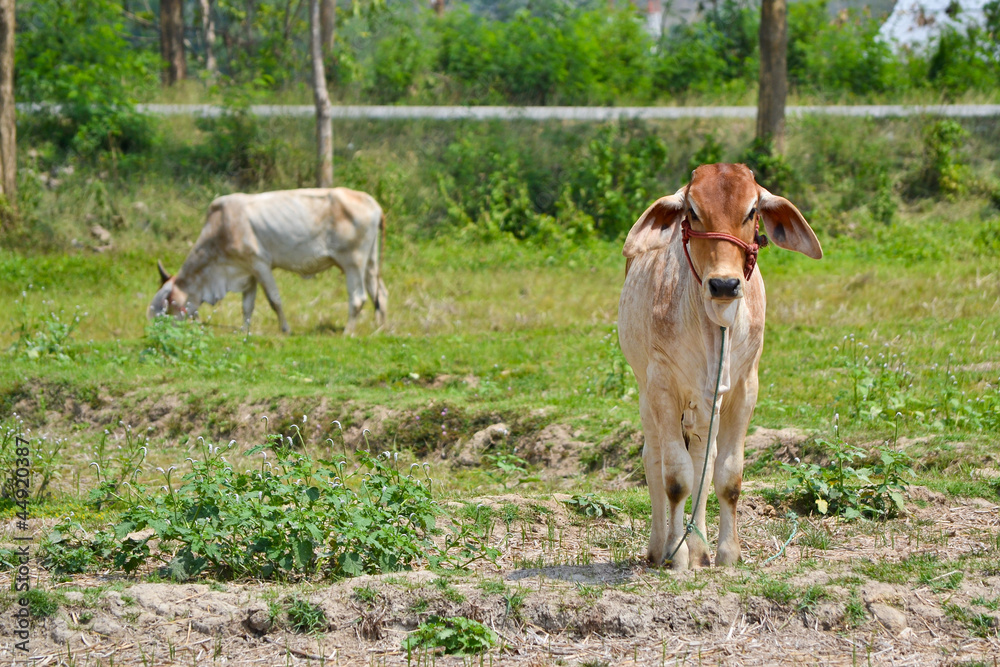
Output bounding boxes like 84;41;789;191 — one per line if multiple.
708;277;741;299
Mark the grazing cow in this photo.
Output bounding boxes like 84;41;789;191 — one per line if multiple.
149;188;387;335
618;164;822;569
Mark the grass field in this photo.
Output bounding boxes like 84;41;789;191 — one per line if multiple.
1;115;999;664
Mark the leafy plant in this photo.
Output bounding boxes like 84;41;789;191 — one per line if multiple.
141;317;240;373
9;310;81;362
484;453;534;490
590;326;631;399
562;493;621;519
0;415;64;501
781;438;914;520
141;317;213;365
193;91;283;188
688;133;725;173
401;616;497;656
42;437;442;580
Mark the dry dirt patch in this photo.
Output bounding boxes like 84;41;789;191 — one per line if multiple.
3;491;998;665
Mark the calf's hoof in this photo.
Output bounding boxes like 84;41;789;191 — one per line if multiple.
715;541;741;567
655;540;688;571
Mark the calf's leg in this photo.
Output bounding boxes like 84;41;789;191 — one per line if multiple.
640;383;691;570
685;400;718;569
714;374;758;566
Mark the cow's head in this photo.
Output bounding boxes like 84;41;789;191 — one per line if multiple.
147;260;192;320
623;163;822;325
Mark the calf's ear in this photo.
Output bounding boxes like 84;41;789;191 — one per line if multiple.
622;189;686;259
757;187;823;259
157;259;172;285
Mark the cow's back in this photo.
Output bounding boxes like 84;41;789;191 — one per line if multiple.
234;188;381;274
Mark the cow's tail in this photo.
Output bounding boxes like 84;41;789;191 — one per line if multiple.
374;209;385;313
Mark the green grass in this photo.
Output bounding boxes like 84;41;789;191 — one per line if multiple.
2;115;1000;613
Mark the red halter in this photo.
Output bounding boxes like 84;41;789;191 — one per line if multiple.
680;189;768;285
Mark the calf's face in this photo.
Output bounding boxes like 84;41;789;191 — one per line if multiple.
685;164;761;324
623;163;822;327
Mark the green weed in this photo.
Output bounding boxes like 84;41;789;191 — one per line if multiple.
8;308;81;362
562;493;621;519
286;597;327;634
845;591;867;627
41;435;457;580
25;589;60;618
780;421;913;520
402;616;496;656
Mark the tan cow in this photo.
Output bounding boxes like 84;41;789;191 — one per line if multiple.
149;188;387;335
618;164;822;569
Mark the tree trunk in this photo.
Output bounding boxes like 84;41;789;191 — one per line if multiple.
160;0;187;85
0;0;15;215
320;0;335;57
756;0;787;153
200;0;217;76
310;0;333;187
433;0;445;16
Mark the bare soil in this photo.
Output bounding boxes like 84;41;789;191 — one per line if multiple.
2;398;999;665
2;488;998;666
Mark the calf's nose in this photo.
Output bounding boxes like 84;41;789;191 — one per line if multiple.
708;277;741;299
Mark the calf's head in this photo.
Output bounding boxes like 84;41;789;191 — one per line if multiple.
147;260;193;320
623;163;822;325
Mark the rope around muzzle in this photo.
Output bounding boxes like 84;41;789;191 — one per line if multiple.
665;325;727;567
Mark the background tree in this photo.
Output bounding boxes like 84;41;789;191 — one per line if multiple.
320;0;335;58
199;0;218;77
0;0;15;220
311;0;333;187
757;0;788;153
160;0;186;85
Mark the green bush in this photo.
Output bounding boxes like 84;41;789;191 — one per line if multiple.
193;94;283;187
928;27;1000;98
16;0;158;159
570;122;669;238
788;1;906;97
369;19;428;103
906;119;971;199
141;317;213;365
8;310;80;362
739;137;795;194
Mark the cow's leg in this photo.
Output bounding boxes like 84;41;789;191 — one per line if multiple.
343;266;367;336
685;400;718;569
714;374;758;566
241;278;257;333
254;264;290;334
364;253;387;328
641;381;691;570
